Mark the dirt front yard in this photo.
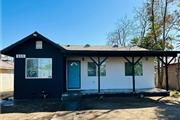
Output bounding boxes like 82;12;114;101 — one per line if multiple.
0;96;180;120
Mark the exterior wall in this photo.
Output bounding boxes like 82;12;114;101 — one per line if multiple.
8;37;65;99
0;72;14;92
67;57;155;90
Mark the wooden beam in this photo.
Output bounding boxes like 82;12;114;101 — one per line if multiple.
164;56;176;91
124;56;137;93
168;57;175;65
134;57;142;65
123;57;132;64
89;57;98;66
89;56;108;93
165;56;169;91
99;57;108;65
157;56;175;91
157;56;166;65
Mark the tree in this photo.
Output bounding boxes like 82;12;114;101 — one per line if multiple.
134;3;149;42
107;17;133;46
129;0;179;87
173;2;180;48
132;0;179;50
149;0;158;44
130;37;140;46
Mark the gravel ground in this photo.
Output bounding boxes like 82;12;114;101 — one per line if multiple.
0;96;180;120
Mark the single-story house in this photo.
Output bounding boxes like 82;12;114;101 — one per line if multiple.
1;32;179;99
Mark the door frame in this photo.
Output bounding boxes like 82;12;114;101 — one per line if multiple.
67;60;81;90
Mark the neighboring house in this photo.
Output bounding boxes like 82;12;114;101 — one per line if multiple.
1;32;179;99
0;58;14;92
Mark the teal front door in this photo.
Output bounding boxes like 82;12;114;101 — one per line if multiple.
67;60;80;89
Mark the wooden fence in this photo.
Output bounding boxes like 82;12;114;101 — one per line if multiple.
0;73;14;92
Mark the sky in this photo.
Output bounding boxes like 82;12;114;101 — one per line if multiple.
1;0;144;49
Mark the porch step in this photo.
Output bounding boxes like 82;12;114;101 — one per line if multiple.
61;92;82;101
61;92;82;111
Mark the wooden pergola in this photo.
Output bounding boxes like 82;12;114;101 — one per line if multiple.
65;50;180;93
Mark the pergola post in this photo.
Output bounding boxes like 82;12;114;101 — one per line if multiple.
158;56;176;91
132;56;135;93
90;57;108;93
97;57;100;93
165;56;169;91
124;56;142;93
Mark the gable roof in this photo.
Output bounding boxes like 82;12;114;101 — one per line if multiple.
1;32;179;57
1;32;66;55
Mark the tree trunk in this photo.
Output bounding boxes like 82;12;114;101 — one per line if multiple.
151;0;157;44
162;0;168;50
160;0;167;88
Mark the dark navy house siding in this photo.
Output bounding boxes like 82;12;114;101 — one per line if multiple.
8;36;65;99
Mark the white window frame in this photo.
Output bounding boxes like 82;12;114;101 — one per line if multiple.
25;58;52;79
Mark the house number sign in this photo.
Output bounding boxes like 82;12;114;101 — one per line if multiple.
16;54;26;58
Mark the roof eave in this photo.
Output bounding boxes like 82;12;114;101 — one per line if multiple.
64;50;180;57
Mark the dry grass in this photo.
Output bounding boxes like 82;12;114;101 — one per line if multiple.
0;91;13;99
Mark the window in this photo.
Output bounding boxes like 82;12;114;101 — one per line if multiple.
88;62;96;76
36;41;43;49
26;58;52;78
125;62;143;76
87;62;106;76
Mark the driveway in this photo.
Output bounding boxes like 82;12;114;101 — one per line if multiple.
0;96;180;120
